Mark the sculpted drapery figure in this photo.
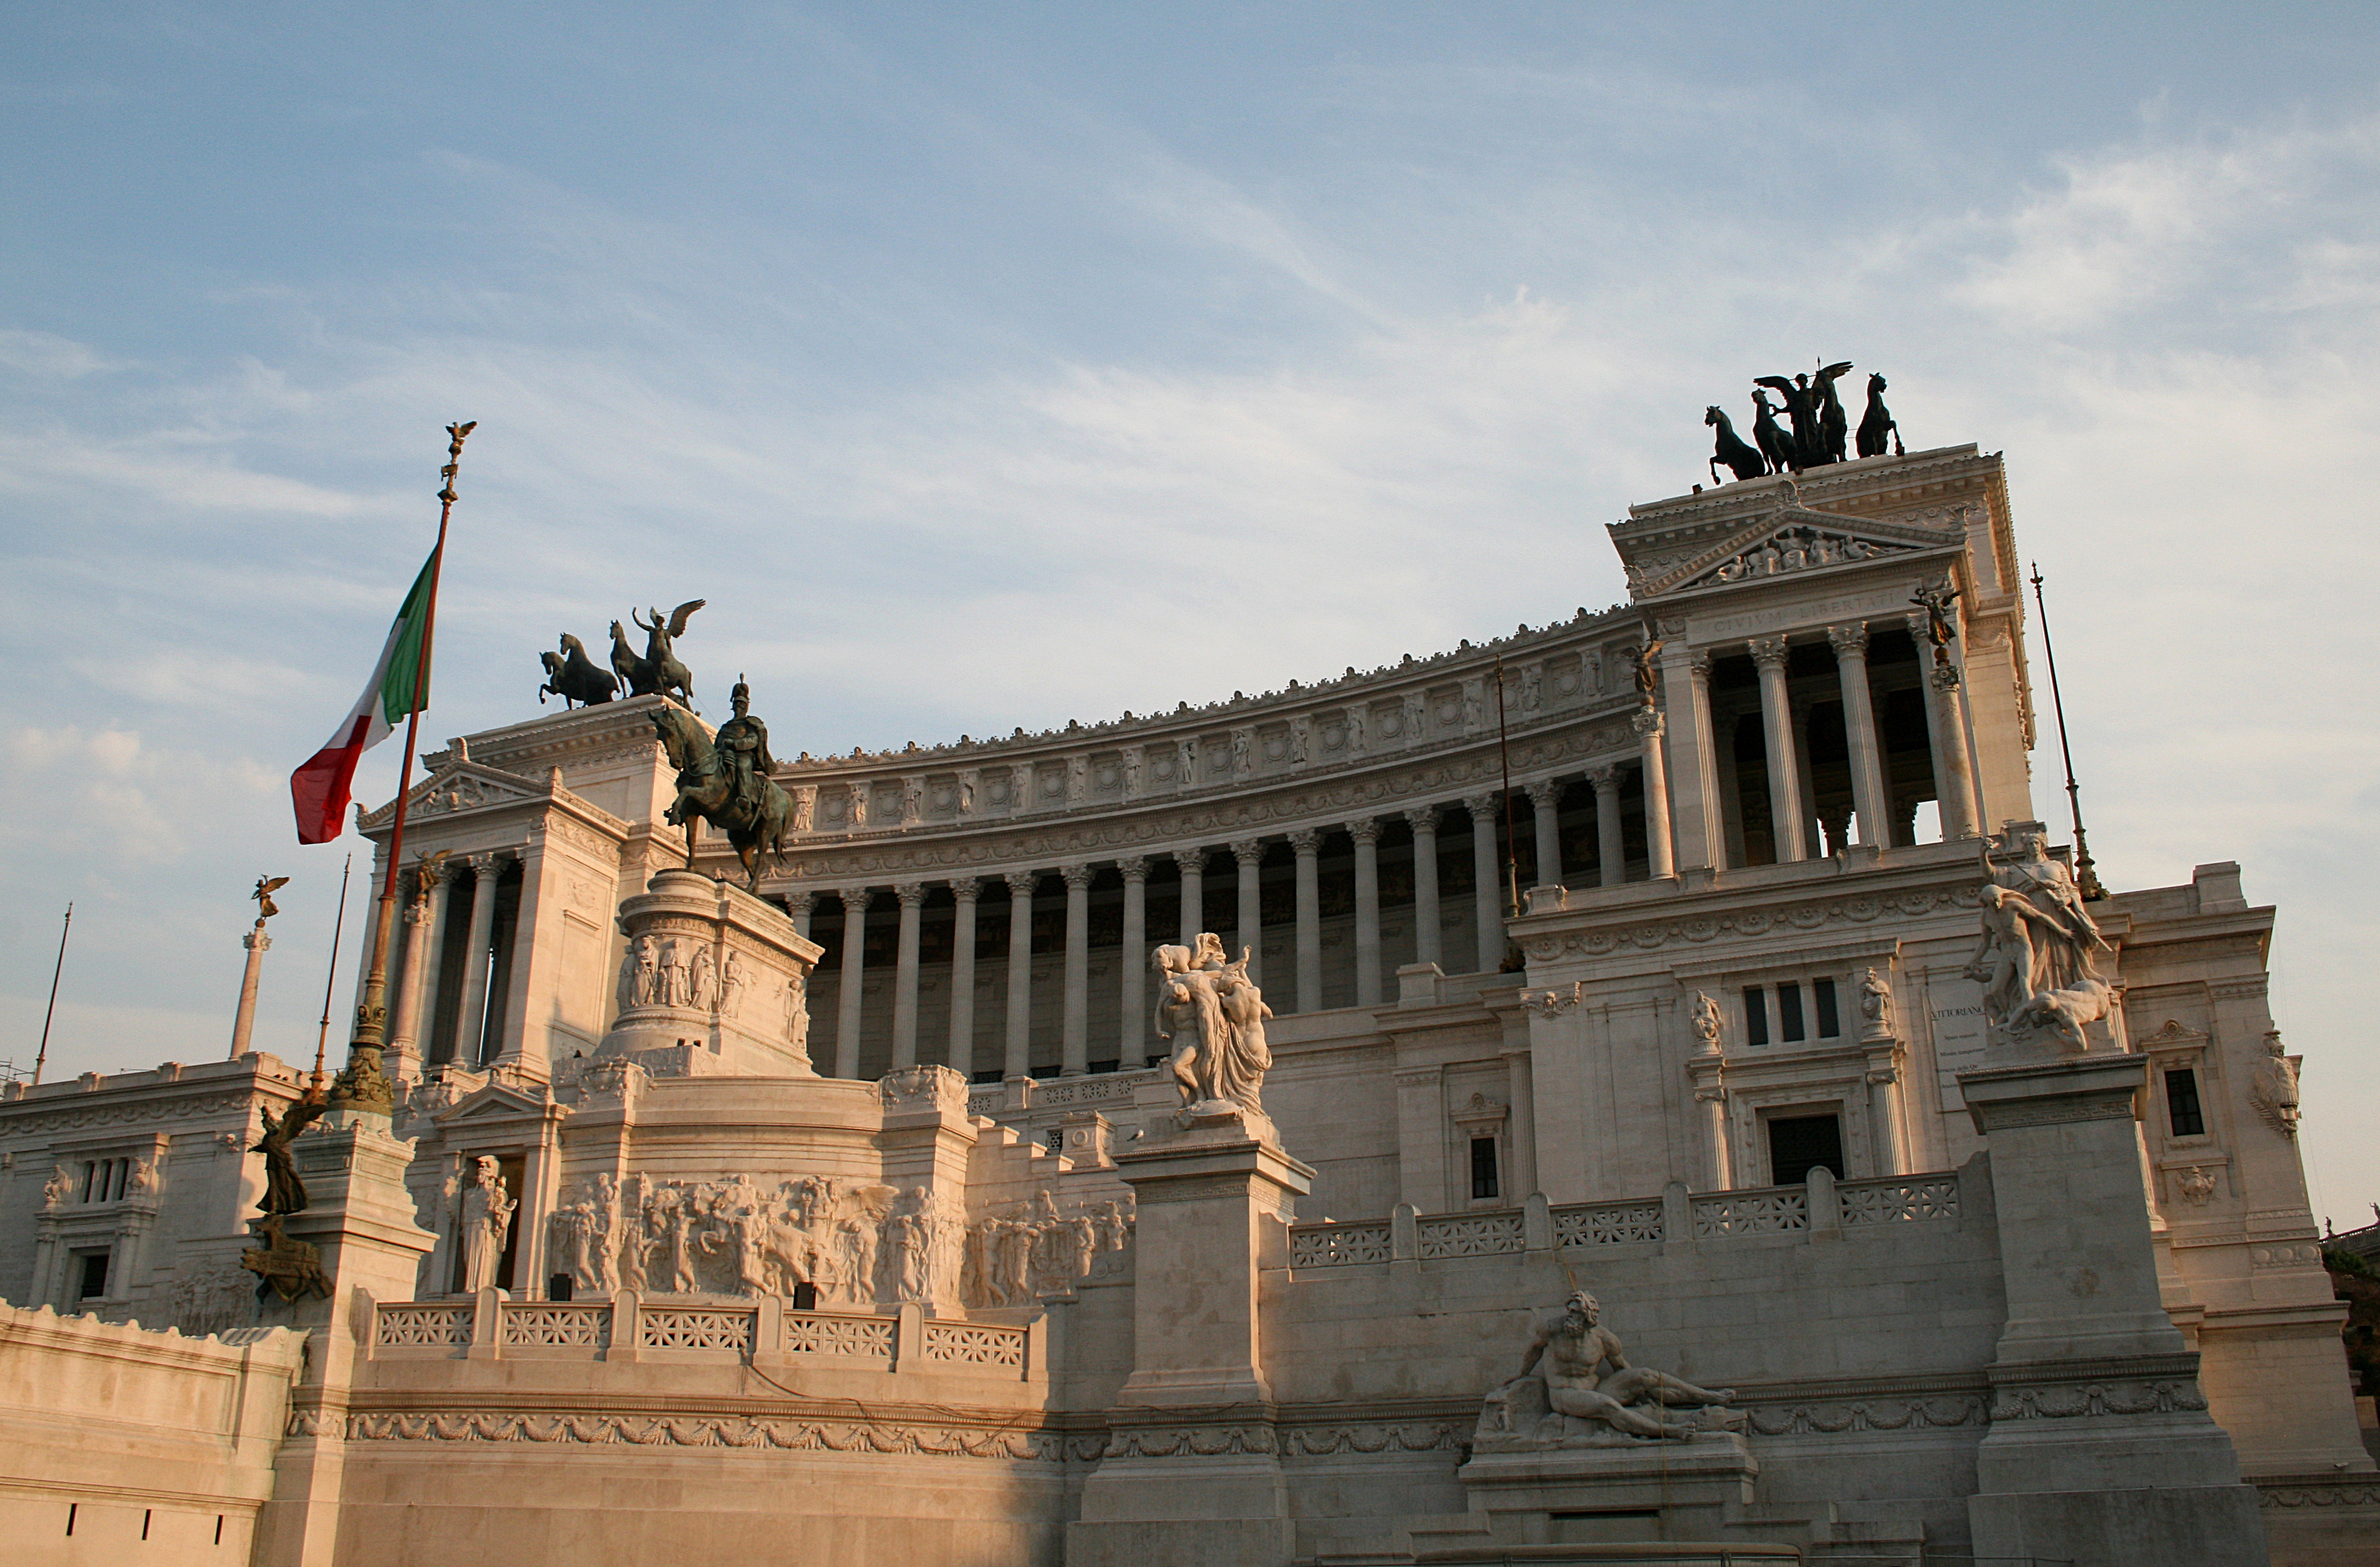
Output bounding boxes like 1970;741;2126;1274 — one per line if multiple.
1479;1291;1742;1444
1966;829;2114;1051
459;1155;516;1295
253;1089;330;1217
1152;933;1273;1116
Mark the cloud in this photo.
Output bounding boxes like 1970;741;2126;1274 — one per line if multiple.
0;329;115;379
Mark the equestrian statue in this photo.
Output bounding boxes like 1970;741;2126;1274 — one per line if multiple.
539;632;620;707
537;597;705;711
652;677;795;889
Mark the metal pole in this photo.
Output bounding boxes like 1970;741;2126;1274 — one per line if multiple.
32;904;71;1087
312;852;354;1095
2029;563;2105;900
333;420;473;1111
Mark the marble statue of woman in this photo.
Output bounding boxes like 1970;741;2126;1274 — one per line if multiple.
1152;933;1271;1116
459;1156;515;1295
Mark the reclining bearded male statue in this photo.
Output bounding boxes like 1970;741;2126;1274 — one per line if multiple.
1475;1291;1744;1447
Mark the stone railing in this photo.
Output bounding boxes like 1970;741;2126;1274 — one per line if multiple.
369;1291;1037;1378
968;1069;1154;1121
1284;1169;1964;1268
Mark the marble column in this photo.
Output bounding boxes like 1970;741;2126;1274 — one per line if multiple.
1501;1048;1539;1198
1912;611;1980;840
1173;848;1206;946
1405;806;1442;968
1660;644;1727;873
1290;828;1323;1013
786;890;815;941
1004;871;1037;1079
228;922;269;1061
947;878;980;1079
1749;636;1809;862
1868;1062;1905;1177
1697;1088;1734;1190
1634;712;1675;879
1117;858;1148;1064
453;853;504;1068
1230;839;1264;985
1061;864;1093;1077
1346;817;1382;1007
890;882;926;1071
1526;779;1564;887
1464;794;1502;973
1588;763;1625;887
1828;622;1890;848
390;868;447;1067
836;887;869;1079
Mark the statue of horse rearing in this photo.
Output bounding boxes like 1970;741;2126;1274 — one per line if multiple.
650;705;793;889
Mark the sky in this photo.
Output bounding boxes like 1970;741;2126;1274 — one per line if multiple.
2;5;2376;1219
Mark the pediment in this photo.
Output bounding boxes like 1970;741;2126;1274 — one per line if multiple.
431;1082;553;1125
359;760;547;829
1627;505;1961;600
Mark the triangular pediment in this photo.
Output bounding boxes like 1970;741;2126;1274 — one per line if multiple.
359;760;547;830
1630;505;1962;599
432;1082;553;1125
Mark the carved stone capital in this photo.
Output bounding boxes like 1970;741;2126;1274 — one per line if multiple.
1631;709;1665;740
1288;828;1323;856
243;928;271;954
1827;621;1870;659
1115;856;1149;882
1930;662;1962;691
948;876;982;901
1524;779;1562;809
1061;864;1095;892
1688;647;1713;680
784;891;816;918
1172;847;1207;875
839;886;872;913
1004;869;1039;896
1403;804;1438;833
1586;762;1624;792
1343;817;1381;846
894;881;928;909
1462;792;1497;820
1748;635;1790;671
1230;838;1266;866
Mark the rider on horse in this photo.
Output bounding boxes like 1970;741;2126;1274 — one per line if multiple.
714;677;775;830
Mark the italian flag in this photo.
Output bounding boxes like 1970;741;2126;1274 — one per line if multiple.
289;550;439;844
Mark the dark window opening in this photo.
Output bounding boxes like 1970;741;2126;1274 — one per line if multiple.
791;1282;818;1311
1778;981;1807;1043
970;1067;1003;1085
1470;1136;1501;1200
1046;1128;1063;1151
1088;1059;1120;1074
1813;977;1840;1038
75;1250;109;1302
1767;1114;1844;1186
548;1273;575;1302
2165;1068;2207;1138
1743;987;1770;1047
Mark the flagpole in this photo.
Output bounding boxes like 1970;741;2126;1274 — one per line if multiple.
32;904;71;1087
331;420;473;1113
311;853;354;1097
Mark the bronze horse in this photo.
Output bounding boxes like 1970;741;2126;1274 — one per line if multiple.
539;633;620;707
651;704;793;888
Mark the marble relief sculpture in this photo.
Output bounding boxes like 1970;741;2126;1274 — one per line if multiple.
962;1195;1132;1308
2250;1031;2301;1137
1689;992;1724;1056
459;1156;516;1295
1152;933;1273;1117
1475;1291;1743;1449
1966;828;2115;1052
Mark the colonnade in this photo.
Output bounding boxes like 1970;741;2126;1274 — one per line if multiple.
792;768;1655;1082
383;850;521;1075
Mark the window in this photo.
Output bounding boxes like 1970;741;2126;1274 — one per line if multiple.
548;1273;575;1302
1766;1114;1843;1186
74;1250;110;1303
1470;1136;1501;1201
1778;983;1807;1043
1046;1128;1063;1152
970;1067;1003;1086
2165;1068;2207;1138
791;1282;818;1311
1813;977;1840;1038
1743;987;1771;1047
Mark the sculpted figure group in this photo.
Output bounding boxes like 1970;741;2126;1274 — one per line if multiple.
961;1192;1135;1308
1966;828;2114;1052
1477;1291;1743;1447
1704;361;1902;488
1153;933;1273;1117
617;936;751;1021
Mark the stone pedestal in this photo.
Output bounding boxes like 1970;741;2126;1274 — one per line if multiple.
251;1112;438;1567
1069;1103;1313;1567
1460;1433;1762;1547
1957;1054;2268;1566
594;868;823;1079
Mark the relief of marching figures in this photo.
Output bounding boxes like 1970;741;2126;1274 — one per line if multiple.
545;1172;1131;1309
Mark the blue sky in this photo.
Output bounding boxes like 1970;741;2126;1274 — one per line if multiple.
4;6;2377;1218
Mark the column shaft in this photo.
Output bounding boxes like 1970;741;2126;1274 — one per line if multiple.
1830;623;1890;846
228;925;268;1060
1658;645;1726;872
1231;840;1264;984
1634;712;1676;879
1118;861;1148;1064
1291;830;1323;1012
787;891;815;941
1527;781;1563;886
1465;795;1502;972
1405;807;1442;968
890;882;925;1071
836;889;869;1079
1502;1049;1539;1198
1750;637;1809;861
454;856;504;1067
1061;866;1091;1077
1004;872;1036;1079
1347;819;1382;1007
947;880;979;1079
1699;1091;1734;1190
1910;611;1980;840
1589;765;1626;886
1174;849;1206;946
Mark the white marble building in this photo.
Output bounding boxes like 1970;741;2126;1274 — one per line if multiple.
0;442;2371;1566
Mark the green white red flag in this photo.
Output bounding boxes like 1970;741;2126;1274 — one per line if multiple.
289;550;439;844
